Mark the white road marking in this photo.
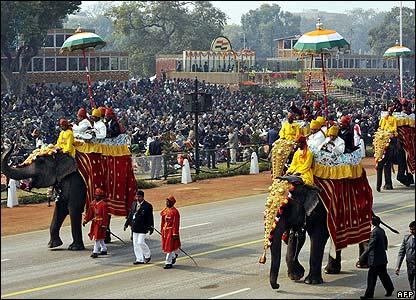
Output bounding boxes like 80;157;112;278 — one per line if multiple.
180;222;211;229
209;288;251;299
1;259;11;262
394;243;402;247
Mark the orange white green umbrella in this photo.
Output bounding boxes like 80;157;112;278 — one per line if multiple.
383;41;414;58
59;31;106;54
293;19;349;53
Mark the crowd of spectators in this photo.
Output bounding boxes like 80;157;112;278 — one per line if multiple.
1;74;414;165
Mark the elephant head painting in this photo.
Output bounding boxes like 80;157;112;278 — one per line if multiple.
1;145;87;250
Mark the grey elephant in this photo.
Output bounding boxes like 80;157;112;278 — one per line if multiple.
2;145;87;250
268;176;370;290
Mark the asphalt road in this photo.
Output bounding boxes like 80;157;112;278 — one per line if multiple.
1;175;414;299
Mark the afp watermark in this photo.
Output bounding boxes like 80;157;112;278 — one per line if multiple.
397;290;415;299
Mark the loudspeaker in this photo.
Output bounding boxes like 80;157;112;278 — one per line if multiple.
184;93;196;112
200;93;212;112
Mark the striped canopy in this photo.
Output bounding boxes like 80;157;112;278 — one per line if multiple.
383;42;414;58
59;29;106;54
293;19;349;53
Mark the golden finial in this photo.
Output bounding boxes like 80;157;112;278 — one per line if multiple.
75;24;82;33
316;18;323;30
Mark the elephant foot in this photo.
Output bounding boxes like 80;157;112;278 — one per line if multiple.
270;272;280;290
68;242;85;251
288;261;305;280
304;274;324;285
270;282;280;290
324;264;341;274
48;237;63;248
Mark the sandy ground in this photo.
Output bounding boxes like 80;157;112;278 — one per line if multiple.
1;158;377;236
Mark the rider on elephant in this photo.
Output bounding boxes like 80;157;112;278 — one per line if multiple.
380;106;398;137
339;115;358;154
307;119;326;149
72;108;92;141
318;126;345;156
55;118;75;157
279;112;301;142
286;135;314;185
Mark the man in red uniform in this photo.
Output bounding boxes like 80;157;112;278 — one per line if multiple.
83;188;110;258
160;195;181;269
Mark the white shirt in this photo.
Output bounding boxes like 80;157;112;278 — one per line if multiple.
318;136;345;155
73;118;93;140
307;130;326;148
353;124;361;146
93;120;107;139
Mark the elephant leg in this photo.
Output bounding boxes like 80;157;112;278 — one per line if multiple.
376;163;383;192
48;201;68;248
324;250;341;274
396;149;410;186
68;204;85;251
104;215;112;243
304;224;328;284
356;241;369;268
383;160;393;189
286;229;305;280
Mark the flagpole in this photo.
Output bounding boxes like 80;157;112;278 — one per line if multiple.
399;0;403;98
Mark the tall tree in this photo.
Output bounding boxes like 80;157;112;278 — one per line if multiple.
64;2;116;50
1;1;81;97
107;1;227;77
368;7;415;74
241;4;300;59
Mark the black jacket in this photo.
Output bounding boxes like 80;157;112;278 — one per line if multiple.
106;119;121;138
360;226;389;267
339;127;357;153
149;140;162;155
124;200;154;234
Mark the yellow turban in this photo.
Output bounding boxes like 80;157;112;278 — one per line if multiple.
316;116;326;126
92;108;101;118
327;126;339;137
310;120;321;130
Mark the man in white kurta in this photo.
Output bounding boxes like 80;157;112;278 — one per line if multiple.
89;108;107;140
307;119;326;149
318;126;345;156
72;108;93;141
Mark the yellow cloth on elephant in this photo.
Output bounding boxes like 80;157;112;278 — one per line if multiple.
287;148;314;185
55;129;75;157
279;121;300;141
379;115;398;136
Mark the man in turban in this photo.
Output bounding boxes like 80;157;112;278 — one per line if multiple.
104;107;121;138
318;126;345;155
88;108;107;140
307;119;326;149
312;100;323;119
55;118;75;157
72;108;92;141
83;188;110;258
339;115;357;153
316;116;327;133
286;135;314;185
279;112;300;141
379;106;398;137
160;195;181;269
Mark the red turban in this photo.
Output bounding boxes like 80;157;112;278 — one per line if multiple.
105;108;115;117
59;118;69;126
313;101;321;108
98;106;106;116
77;108;87;118
94;188;105;197
166;195;176;204
340;115;351;125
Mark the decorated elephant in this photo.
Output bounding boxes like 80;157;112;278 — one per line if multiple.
1;145;87;250
265;176;370;290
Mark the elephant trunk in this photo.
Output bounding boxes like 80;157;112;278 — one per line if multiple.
269;220;287;290
1;145;36;180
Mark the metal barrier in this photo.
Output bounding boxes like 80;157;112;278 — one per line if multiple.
131;143;271;180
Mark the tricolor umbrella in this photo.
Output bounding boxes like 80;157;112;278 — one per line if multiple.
293;18;350;115
383;41;414;99
60;27;106;108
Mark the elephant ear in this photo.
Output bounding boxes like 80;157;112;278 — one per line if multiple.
302;185;321;217
55;153;78;182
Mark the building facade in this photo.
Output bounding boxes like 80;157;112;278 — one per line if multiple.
1;28;129;86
